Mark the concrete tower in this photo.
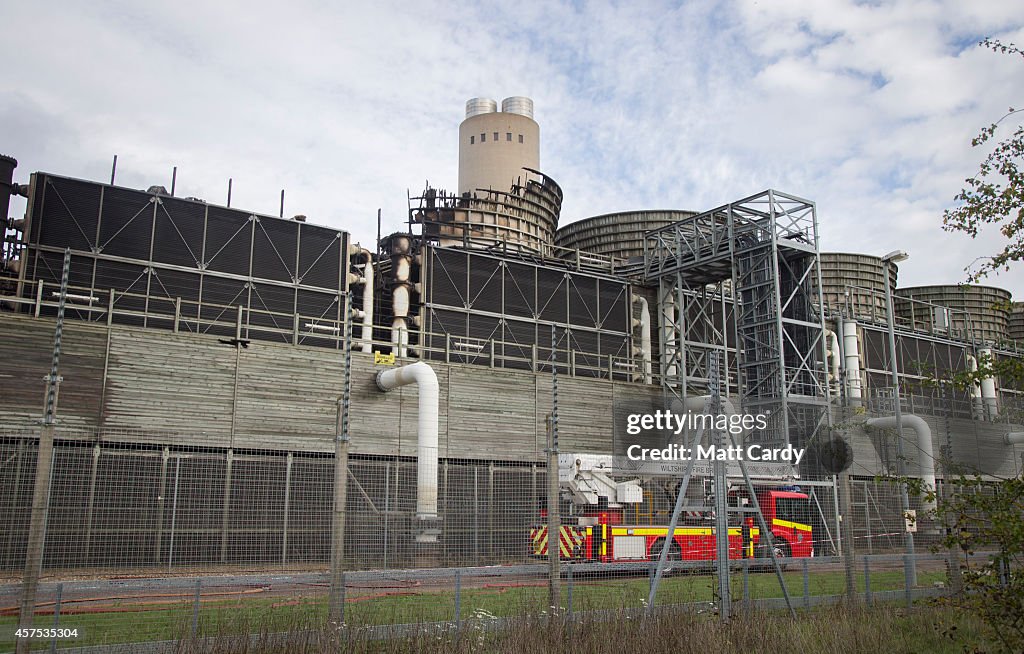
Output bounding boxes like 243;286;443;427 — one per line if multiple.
458;97;540;195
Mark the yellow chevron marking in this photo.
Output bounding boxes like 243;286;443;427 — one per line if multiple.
773;518;812;532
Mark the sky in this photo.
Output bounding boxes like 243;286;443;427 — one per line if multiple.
3;0;1023;296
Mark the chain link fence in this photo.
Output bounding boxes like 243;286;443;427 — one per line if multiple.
0;422;986;652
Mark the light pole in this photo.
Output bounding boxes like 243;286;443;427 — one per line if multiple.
882;250;916;588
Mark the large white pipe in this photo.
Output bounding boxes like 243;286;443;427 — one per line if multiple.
965;354;984;419
358;249;374;354
825;329;840;391
348;245;375;354
865;415;937;516
633;294;652;384
842;320;862;406
978;348;998;420
375;361;439;539
1005;432;1024;445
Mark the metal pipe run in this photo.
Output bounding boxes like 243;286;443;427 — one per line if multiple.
825;329;840;392
348;245;374;354
977;348;998;420
965;354;984;419
375;362;440;539
633;294;652;384
842;320;862;406
1005;432;1024;445
865;415;937;517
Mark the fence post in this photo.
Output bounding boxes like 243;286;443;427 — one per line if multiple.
802;558;810;608
904;554;913;608
649;562;656;608
16;249;69;654
191;579;201;638
454;569;462;633
49;583;62;654
173;297;181;333
742;560;750;609
864;557;872;606
106;289;114;326
567;564;574;616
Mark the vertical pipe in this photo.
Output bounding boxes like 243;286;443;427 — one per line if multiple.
279;189;285;218
226;178;232;208
633;294;652;384
842;320;862;406
110;155;117;185
171;166;177;196
978;347;998;420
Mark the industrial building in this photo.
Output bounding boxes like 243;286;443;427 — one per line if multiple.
0;97;1022;573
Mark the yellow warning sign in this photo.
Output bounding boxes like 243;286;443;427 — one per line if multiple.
374;352;396;365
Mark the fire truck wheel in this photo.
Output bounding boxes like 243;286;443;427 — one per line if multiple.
649;538;682;570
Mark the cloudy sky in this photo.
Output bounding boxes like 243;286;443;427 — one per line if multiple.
3;0;1023;296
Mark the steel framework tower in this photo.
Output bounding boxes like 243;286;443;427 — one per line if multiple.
643;190;831;448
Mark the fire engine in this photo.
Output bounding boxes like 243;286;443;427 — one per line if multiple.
530;454;814;565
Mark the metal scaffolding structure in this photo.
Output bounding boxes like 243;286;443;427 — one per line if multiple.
643;190;832;449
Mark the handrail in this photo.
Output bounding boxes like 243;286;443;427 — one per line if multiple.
0;274;660;386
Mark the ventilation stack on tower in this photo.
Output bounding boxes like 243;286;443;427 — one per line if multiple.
458;97;539;197
410;97;562;255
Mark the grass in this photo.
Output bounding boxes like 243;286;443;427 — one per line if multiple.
165;604;991;654
0;568;953;651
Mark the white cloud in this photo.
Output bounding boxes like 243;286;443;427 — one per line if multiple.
1;0;1023;297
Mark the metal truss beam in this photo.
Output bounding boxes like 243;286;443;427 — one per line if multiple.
644;190;833;451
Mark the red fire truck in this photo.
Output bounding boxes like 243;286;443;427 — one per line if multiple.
530;454;814;564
